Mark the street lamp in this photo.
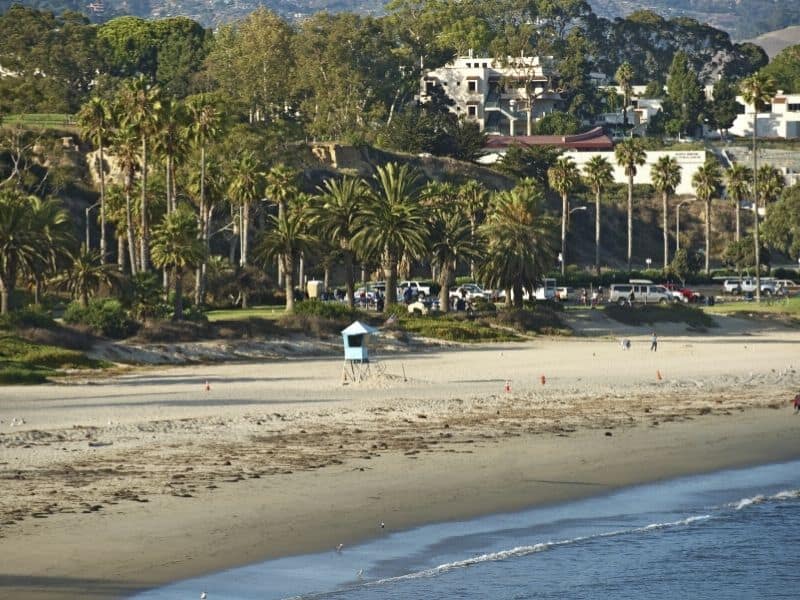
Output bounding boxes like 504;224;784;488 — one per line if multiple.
646;258;652;270
85;202;100;251
675;200;691;253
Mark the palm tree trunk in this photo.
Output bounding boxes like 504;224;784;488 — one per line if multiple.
752;122;761;303
0;274;9;315
140;135;150;272
344;252;355;309
99;143;107;264
283;255;295;313
117;233;125;272
595;190;601;277
561;192;567;276
663;191;669;270
298;252;305;294
705;199;711;274
735;202;741;242
195;145;207;306
627;175;634;271
385;254;398;308
439;264;452;314
513;282;523;309
174;268;183;320
125;186;137;276
241;202;250;266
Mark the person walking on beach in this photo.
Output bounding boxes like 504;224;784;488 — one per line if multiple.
793;393;800;414
650;331;658;352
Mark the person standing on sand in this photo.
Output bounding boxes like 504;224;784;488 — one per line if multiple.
650;332;658;352
793;393;800;414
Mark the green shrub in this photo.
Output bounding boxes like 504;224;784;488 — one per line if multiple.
19;346;100;369
495;307;568;334
400;315;520;343
471;297;496;313
0;366;48;384
293;300;361;321
604;303;715;328
63;299;138;339
0;306;56;330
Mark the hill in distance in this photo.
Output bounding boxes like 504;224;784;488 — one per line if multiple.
1;0;799;39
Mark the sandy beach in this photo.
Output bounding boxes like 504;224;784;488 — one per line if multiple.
1;315;799;599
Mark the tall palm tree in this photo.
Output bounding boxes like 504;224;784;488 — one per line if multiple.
692;161;722;274
457;180;489;279
725;163;751;242
547;156;580;275
112;125;140;275
186;96;222;305
265;163;300;286
26;195;73;305
582;155;614;276
153;98;188;215
614;138;646;270
151;207;205;320
353;162;427;308
741;72;777;302
615;61;634;127
58;245;113;308
309;176;367;308
651;156;682;269
117;75;163;272
253;210;315;313
477;185;558;308
429;207;479;313
77;96;112;263
228;151;264;270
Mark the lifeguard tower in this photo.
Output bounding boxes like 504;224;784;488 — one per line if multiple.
341;321;381;383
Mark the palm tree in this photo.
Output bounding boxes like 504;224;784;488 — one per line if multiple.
309;176;368;308
615;62;634;127
477;185;558;308
25;195;73;305
265;163;300;220
582;155;614;276
186;96;222;305
77;96;112;263
740;72;777;302
153;98;189;215
429;207;479;313
651;156;682;269
117;75;163;272
457;180;489;278
228;151;264;270
692;161;722;274
756;165;783;213
112;125;140;275
725;163;751;242
614;138;646;270
253;211;314;313
353;163;427;308
151;207;205;320
58;245;113;308
547;156;580;275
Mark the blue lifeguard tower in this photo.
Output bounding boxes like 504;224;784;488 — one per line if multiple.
341;321;379;383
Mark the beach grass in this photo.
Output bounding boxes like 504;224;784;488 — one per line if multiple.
0;334;108;383
706;296;800;317
205;305;286;322
605;303;716;328
396;314;523;343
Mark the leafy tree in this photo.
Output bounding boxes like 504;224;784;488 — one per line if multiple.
582;155;614;276
228;151;264;271
547;156;580;275
725;163;752;242
111;125;140;275
57;245;113;308
353;162;427;308
756;165;783;211
532;112;581;135
151;206;204;320
477;184;558;308
762;185;800;261
665;51;706;138
497;144;561;185
77;96;113;263
651;156;682;269
741;72;777;301
692;160;722;274
760;44;800;94
429;205;478;313
669;247;702;284
722;236;770;275
614;138;646;270
457;180;489;278
709;77;739;138
643;80;664;99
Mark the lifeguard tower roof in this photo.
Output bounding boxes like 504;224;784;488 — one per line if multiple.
341;321;379;336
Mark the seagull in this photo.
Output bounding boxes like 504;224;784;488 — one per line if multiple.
336;543;344;553
200;592;207;599
380;522;385;529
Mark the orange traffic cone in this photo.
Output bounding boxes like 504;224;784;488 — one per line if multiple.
540;374;546;385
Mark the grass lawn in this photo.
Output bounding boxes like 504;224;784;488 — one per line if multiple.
205;305;286;322
0;334;109;384
706;296;800;317
3;113;76;129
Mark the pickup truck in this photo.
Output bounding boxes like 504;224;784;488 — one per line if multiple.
398;280;431;298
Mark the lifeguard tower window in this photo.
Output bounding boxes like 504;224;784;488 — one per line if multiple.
348;334;363;347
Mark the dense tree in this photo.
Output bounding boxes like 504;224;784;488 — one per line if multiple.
760;44;800;94
547;156;580;275
111;125;141;275
692;160;722;274
582;155;614;276
709;77;740;139
58;245;112;308
740;72;777;301
429;204;478;313
665;51;706;138
651;156;682;269
497;144;561;185
457;180;489;278
762;185;800;261
614;62;634;127
614;138;646;270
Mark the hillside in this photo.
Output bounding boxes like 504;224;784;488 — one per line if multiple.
746;26;800;58
2;0;799;39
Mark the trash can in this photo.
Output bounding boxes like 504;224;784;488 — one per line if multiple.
307;280;323;299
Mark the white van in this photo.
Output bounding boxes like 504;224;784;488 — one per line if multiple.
534;278;557;300
609;282;672;305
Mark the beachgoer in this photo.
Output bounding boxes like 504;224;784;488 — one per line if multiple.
793;393;800;414
581;288;588;306
650;332;658;352
591;289;599;308
628;289;635;307
403;286;413;304
621;338;631;350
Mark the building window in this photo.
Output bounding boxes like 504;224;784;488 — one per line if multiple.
788;103;800;112
482;62;488;68
466;63;471;68
467;105;477;117
468;80;478;92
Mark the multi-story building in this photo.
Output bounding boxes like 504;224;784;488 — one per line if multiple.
419;52;561;136
729;92;800;139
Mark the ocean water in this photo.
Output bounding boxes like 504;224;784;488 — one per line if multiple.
134;460;800;600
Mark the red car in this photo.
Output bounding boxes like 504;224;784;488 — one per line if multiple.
663;283;700;303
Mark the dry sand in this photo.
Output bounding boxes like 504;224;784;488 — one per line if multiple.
1;317;799;599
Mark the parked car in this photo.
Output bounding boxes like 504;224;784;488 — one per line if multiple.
663;282;700;303
776;279;799;295
722;279;742;294
609;282;672;305
450;283;490;301
398;280;431;298
723;277;777;295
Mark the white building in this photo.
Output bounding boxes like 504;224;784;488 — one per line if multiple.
566;150;707;196
729;92;800;139
420;53;561;136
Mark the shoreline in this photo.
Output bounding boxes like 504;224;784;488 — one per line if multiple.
1;329;799;599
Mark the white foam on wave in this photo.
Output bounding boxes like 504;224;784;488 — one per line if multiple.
729;489;800;511
362;514;711;588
